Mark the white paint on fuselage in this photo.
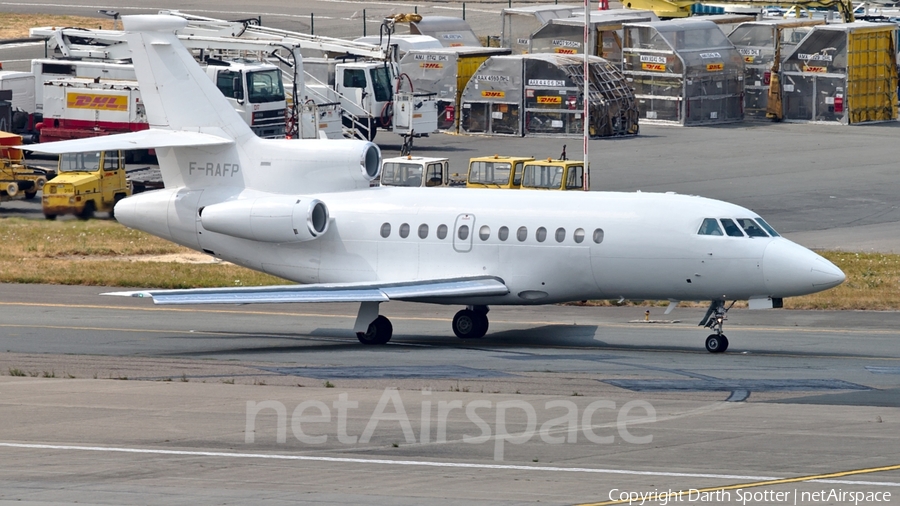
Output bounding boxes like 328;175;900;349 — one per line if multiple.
119;185;843;306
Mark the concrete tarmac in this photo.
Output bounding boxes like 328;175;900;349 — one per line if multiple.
1;284;900;505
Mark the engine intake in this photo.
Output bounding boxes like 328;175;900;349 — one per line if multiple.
200;196;329;243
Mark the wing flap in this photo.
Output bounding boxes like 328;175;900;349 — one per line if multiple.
103;276;508;305
22;129;233;154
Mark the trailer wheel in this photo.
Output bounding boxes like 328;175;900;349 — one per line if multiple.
78;201;96;220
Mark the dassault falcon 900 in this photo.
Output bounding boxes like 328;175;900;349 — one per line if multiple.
25;15;845;353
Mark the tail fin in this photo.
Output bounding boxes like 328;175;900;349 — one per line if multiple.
123;15;252;139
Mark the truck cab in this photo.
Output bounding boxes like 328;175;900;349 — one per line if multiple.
521;159;585;191
43;150;130;220
466;155;535;189
207;60;286;139
380;155;461;187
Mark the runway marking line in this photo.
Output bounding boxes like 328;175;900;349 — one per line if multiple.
576;463;900;505
1;441;899;490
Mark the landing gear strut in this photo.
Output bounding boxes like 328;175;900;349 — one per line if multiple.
453;305;489;339
699;300;734;353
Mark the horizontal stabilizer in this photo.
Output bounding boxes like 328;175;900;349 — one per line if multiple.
21;129;234;154
103;276;509;304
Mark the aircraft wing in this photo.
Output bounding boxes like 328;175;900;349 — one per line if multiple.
22;129;234;154
102;276;509;304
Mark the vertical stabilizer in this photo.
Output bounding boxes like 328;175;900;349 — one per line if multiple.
122;15;253;140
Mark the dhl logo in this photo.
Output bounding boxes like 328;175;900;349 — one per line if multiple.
706;63;724;72
804;66;827;73
481;90;505;98
743;56;755;64
641;63;666;72
67;93;128;111
554;48;577;54
419;62;444;69
536;96;562;104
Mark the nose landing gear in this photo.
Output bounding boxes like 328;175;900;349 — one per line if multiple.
700;300;734;353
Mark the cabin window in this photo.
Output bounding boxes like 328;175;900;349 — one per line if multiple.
593;228;604;244
498;226;509;241
380;223;391;238
555;228;566;242
399;223;410;238
756;218;781;237
517;226;528;242
720;218;745;237
698;218;724;236
738;218;769;238
437;224;448;240
418;224;429;239
479;225;491;241
536;227;547;242
573;228;585;243
458;225;470;240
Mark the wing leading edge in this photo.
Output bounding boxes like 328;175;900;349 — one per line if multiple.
21;129;234;154
102;276;509;305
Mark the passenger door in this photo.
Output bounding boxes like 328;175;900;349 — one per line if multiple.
453;213;475;253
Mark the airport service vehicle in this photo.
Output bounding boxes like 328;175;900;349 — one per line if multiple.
0;32;290;143
0;131;49;204
157;10;439;143
42;150;130;220
465;155;535;189
27;15;846;353
379;156;462;187
520;159;586;191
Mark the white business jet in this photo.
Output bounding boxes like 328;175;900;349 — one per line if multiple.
26;15;845;353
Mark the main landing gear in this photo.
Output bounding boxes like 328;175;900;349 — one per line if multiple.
452;305;489;339
699;300;735;353
354;303;492;345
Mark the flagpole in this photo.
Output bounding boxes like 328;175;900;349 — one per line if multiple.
583;0;590;191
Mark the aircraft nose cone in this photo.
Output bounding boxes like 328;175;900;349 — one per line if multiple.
763;240;845;297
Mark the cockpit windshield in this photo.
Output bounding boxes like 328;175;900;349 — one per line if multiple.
737;218;769;237
698;217;780;238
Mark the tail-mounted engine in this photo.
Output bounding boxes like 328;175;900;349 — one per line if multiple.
200;195;329;243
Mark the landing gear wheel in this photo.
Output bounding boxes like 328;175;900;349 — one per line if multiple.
705;334;728;353
24;190;38;200
452;309;488;339
356;315;393;345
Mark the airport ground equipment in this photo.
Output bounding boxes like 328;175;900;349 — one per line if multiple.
465;155;535;189
0;130;50;205
400;46;512;133
778;21;898;124
460;54;638;137
380;155;463;187
42;150;130;220
157;10;439;143
529;9;657;62
521;159;586;191
500;4;583;54
726;18;824;120
622;18;745;126
620;0;855;21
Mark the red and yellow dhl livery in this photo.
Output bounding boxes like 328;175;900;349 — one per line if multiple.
38;78;147;144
